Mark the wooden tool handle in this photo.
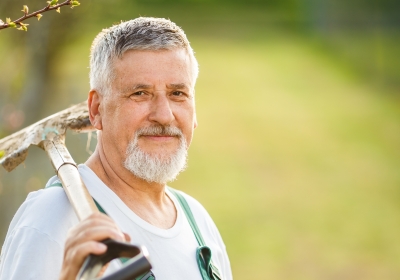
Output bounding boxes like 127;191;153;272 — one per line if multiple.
43;136;98;221
43;136;153;279
58;164;98;220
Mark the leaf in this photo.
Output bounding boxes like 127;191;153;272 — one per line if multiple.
36;14;43;21
21;5;29;14
0;150;4;158
47;0;58;6
56;7;61;13
5;18;18;28
71;1;80;8
17;25;28;31
17;22;29;31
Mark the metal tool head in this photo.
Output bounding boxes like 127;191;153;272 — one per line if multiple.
0;101;94;172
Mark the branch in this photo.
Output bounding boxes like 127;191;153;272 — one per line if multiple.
0;0;81;31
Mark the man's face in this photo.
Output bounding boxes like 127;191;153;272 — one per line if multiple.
93;49;197;181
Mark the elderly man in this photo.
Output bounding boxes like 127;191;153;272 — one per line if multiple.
0;18;232;280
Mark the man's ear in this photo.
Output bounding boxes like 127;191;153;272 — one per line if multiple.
193;90;198;129
194;113;198;129
88;90;103;130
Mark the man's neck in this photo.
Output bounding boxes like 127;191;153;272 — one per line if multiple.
85;147;177;229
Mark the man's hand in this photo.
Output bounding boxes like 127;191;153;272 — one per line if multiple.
59;213;130;280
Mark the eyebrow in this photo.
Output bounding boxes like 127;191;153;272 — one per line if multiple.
121;84;152;93
121;83;190;93
167;83;189;90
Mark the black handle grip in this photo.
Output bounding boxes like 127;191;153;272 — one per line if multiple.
77;239;152;280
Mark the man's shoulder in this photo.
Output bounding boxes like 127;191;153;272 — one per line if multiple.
6;180;78;240
168;188;209;213
168;188;216;230
168;188;230;277
0;184;70;280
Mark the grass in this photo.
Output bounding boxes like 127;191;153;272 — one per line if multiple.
1;4;400;279
168;36;400;279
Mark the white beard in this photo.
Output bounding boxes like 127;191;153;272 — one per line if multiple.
123;125;188;184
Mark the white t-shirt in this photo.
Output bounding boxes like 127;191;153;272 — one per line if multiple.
0;164;232;280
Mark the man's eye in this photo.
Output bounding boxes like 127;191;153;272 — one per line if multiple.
133;91;145;96
172;91;184;96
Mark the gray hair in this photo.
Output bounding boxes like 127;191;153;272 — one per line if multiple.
89;17;198;95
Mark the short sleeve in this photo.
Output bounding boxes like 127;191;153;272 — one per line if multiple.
0;226;64;280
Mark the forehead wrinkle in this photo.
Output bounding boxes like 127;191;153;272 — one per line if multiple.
121;83;153;93
167;83;189;90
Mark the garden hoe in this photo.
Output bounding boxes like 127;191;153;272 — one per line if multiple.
0;101;152;280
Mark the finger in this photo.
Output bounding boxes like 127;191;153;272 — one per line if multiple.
65;226;126;254
68;213;120;236
61;241;107;280
76;226;126;242
66;213;124;241
123;232;131;242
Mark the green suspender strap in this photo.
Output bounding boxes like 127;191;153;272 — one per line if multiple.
168;187;223;280
45;181;107;215
45;181;155;280
46;181;221;279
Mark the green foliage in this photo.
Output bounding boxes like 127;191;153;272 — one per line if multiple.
0;2;399;279
0;0;81;31
171;36;400;279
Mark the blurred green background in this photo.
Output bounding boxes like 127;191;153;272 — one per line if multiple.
1;0;400;279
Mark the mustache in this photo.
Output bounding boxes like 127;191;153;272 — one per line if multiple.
135;125;183;137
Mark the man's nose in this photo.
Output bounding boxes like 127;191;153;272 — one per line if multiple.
148;95;174;125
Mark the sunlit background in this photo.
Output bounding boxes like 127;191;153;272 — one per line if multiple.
1;0;399;279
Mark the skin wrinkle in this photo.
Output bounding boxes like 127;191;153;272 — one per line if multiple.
90;18;198;97
87;48;197;203
121;83;190;95
49;19;213;280
98;48;196;97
